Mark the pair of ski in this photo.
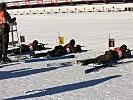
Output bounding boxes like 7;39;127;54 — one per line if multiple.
0;53;32;65
85;60;118;73
0;59;23;64
25;54;75;63
47;60;117;71
0;54;75;65
0;56;28;65
47;60;77;67
86;56;133;73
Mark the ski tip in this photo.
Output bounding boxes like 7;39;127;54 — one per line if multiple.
85;70;88;74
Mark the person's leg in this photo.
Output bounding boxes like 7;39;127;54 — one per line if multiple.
95;55;106;64
77;59;96;65
31;52;47;58
2;34;9;56
12;48;21;54
95;51;116;64
0;36;2;60
1;27;11;62
20;44;30;53
0;26;4;61
52;47;66;57
2;36;11;62
2;26;10;55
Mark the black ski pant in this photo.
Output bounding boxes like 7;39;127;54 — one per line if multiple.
32;45;66;58
80;50;119;65
0;25;10;57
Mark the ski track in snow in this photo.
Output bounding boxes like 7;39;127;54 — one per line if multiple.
0;12;133;100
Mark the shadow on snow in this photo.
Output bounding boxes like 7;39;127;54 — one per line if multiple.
0;64;71;80
0;62;21;68
4;75;122;100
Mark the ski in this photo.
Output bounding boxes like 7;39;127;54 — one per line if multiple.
0;55;30;65
8;51;35;56
25;54;75;63
47;60;77;67
85;57;133;74
85;60;118;73
0;59;23;65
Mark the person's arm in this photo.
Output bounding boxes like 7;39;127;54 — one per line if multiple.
122;49;131;58
5;11;16;23
5;11;11;23
70;45;76;53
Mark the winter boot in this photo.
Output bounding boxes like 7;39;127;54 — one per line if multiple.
2;55;12;62
0;54;2;61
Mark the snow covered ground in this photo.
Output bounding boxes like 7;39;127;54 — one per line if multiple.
0;11;133;100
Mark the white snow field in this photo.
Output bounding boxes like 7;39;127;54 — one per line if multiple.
0;11;133;100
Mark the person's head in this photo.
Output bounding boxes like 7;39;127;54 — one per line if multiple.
0;3;6;10
33;40;38;46
70;39;75;46
120;44;127;51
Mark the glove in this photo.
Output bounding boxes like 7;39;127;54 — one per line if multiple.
12;17;16;21
75;45;82;52
10;17;16;23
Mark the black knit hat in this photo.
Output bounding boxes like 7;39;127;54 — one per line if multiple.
120;44;127;50
33;40;38;45
0;3;6;9
70;39;75;46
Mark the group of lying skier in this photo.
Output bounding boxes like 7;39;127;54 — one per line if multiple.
30;39;82;58
0;2;131;65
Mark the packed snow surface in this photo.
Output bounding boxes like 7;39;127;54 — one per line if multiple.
0;12;133;100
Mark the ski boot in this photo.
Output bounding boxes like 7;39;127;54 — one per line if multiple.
2;55;12;63
0;55;2;62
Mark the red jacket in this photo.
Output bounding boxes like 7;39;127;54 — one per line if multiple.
64;43;76;54
28;43;33;51
114;47;123;58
